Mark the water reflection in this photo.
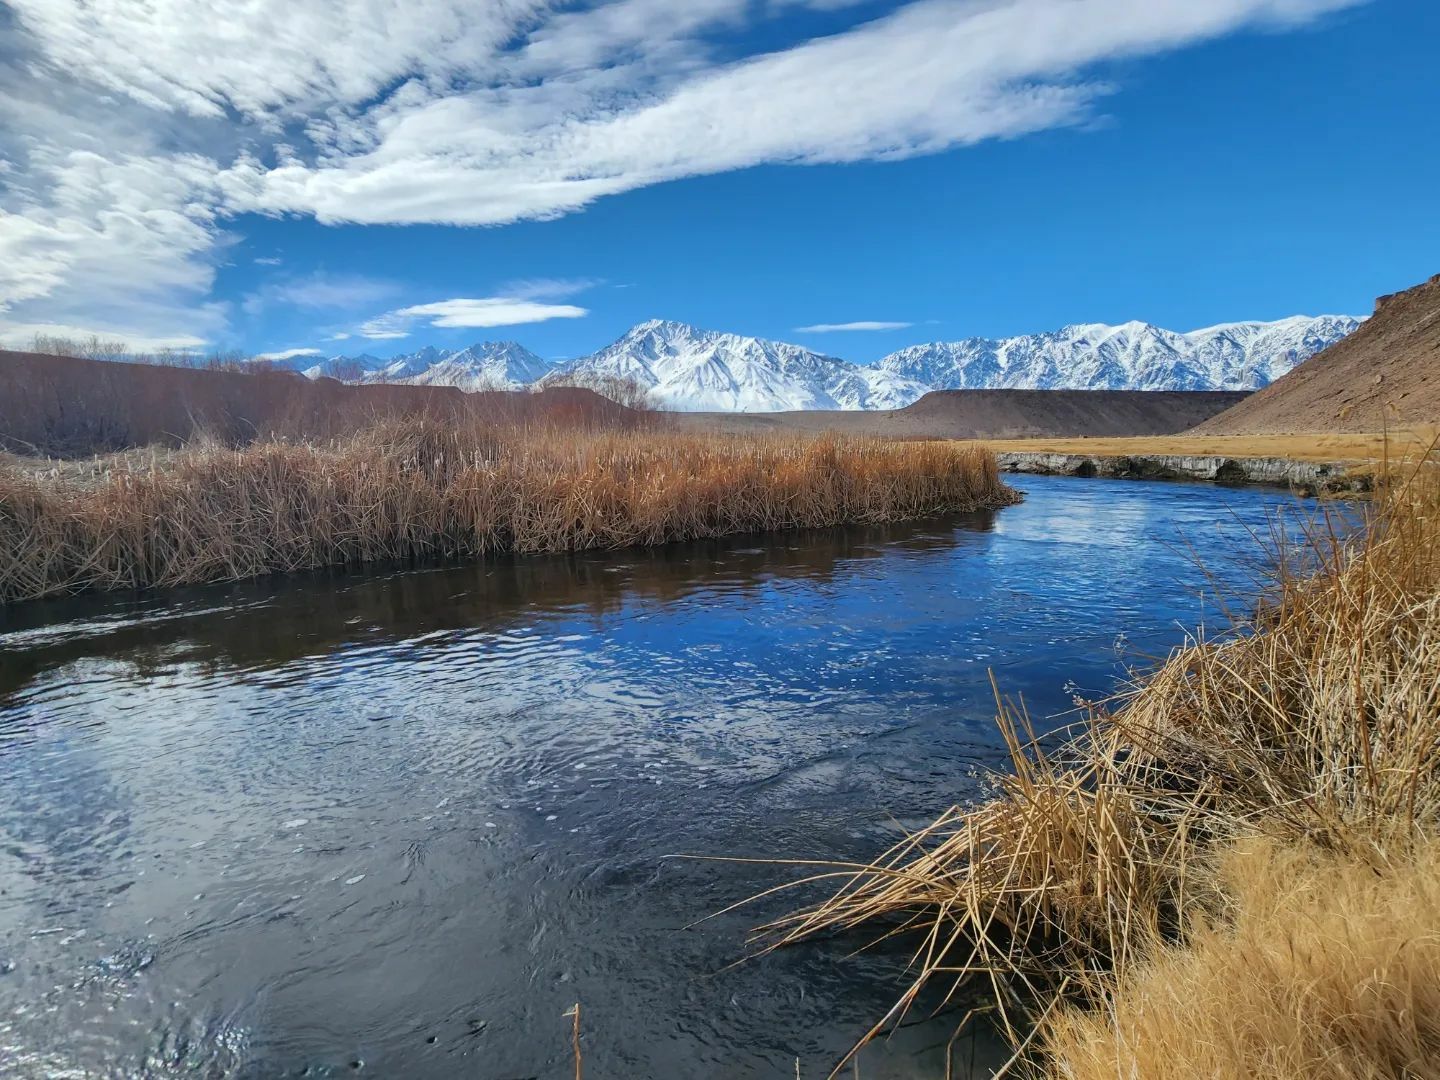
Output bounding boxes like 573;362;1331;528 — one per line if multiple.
0;476;1308;1078
0;508;1000;701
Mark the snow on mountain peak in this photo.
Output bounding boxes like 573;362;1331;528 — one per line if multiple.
280;312;1360;411
877;315;1362;396
547;320;924;411
294;339;556;390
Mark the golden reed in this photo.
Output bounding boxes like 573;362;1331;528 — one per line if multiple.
0;417;1017;602
753;450;1440;1078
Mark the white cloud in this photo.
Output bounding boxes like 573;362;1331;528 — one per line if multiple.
358;296;589;339
242;272;401;317
254;255;283;265
498;277;602;301
256;346;323;360
355;321;412;341
0;150;229;348
4;0;552;119
215;0;1364;228
796;320;914;333
399;299;588;328
0;0;1366;344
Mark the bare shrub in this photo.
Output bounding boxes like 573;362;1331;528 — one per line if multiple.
30;333;131;362
543;371;661;411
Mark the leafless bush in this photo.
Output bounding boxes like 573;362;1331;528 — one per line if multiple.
543;371;661;411
29;333;132;362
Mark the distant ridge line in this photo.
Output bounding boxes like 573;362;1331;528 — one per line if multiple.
286;312;1358;413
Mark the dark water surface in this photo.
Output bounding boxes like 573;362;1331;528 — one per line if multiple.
0;476;1309;1079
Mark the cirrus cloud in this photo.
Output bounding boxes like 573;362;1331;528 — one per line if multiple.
796;320;915;333
358;297;589;340
256;346;324;360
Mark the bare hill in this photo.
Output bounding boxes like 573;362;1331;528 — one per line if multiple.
1194;274;1440;435
673;390;1250;440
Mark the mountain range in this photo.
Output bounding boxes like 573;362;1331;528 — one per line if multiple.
285;314;1362;412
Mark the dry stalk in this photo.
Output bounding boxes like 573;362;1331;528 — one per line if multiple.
751;447;1440;1077
0;418;1018;602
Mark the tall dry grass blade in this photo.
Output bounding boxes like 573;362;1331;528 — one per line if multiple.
0;420;1018;603
753;447;1440;1076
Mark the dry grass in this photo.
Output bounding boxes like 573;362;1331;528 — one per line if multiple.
756;448;1440;1076
1041;837;1440;1080
0;418;1016;603
967;430;1433;463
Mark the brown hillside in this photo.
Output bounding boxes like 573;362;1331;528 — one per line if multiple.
0;350;643;456
675;389;1250;440
1194;273;1440;435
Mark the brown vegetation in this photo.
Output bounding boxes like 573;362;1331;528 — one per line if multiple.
0;348;644;456
757;448;1440;1076
1041;837;1440;1080
0;420;1016;603
541;369;663;412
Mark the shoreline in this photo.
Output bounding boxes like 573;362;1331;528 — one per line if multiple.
994;449;1370;494
768;455;1439;1077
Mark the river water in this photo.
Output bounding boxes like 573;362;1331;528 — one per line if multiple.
0;475;1310;1079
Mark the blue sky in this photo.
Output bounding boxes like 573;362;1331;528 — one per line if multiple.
2;0;1436;364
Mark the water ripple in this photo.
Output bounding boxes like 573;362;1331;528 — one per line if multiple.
0;476;1316;1078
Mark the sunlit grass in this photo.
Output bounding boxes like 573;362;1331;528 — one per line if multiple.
1040;836;1440;1080
752;443;1440;1077
0;417;1017;602
968;429;1435;463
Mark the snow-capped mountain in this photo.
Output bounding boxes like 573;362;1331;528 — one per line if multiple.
274;313;1359;411
545;320;928;411
877;316;1362;394
290;341;556;390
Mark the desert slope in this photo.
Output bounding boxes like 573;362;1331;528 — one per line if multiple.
674;389;1249;440
1194;273;1440;435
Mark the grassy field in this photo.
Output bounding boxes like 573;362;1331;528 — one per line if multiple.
0;418;1016;603
969;429;1433;462
761;453;1440;1077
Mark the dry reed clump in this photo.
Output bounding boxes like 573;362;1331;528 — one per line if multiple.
0;419;1016;602
757;452;1440;1076
1040;836;1440;1080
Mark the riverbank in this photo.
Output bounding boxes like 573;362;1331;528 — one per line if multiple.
994;450;1368;493
0;419;1017;603
767;454;1440;1077
983;430;1437;493
977;431;1428;462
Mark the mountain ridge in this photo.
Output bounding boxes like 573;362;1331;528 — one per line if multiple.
292;313;1362;412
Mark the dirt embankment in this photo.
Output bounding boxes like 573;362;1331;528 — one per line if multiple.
1194;272;1440;435
0;350;643;455
674;389;1250;440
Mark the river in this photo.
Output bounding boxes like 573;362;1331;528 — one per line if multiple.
0;475;1311;1078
